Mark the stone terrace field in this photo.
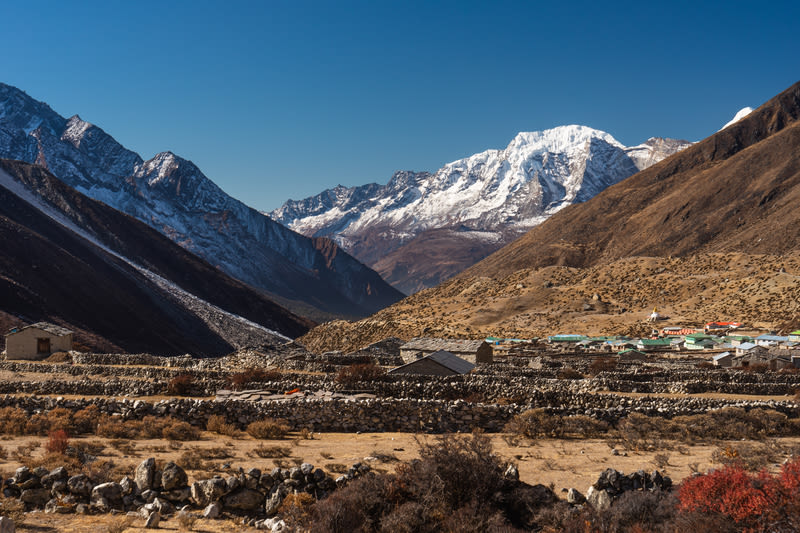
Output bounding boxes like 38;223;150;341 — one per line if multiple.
0;345;799;530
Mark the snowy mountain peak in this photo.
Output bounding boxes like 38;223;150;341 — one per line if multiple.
61;115;93;146
508;125;624;154
719;107;754;131
272;124;691;293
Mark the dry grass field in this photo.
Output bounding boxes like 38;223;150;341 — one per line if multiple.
4;427;800;531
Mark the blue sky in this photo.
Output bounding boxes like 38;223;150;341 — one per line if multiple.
2;0;798;211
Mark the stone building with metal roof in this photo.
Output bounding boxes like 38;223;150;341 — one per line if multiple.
389;350;476;376
4;322;73;360
399;338;493;364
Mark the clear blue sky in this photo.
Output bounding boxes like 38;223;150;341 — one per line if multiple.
2;0;798;211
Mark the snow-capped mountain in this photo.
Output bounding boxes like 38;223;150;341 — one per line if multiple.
271;126;691;293
0;83;402;320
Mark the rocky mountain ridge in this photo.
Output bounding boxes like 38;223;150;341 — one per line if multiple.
0;159;314;355
272;126;690;294
0;83;403;321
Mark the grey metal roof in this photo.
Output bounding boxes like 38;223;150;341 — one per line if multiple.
427;350;475;374
390;350;475;375
11;322;73;337
400;337;486;353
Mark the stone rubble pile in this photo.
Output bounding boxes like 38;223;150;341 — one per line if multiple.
569;468;673;511
2;457;358;531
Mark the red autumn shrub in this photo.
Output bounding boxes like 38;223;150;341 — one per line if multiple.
46;429;70;454
678;457;800;529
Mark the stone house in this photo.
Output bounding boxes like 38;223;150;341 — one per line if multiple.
388;350;475;376
4;322;73;360
712;351;734;367
399;338;493;364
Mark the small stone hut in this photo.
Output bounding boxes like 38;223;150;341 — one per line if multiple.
4;322;73;360
388;350;475;377
399;337;493;365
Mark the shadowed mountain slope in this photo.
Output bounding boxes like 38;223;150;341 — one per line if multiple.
0;83;403;321
0;159;313;356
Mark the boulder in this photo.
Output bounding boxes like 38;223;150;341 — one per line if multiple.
161;487;192;503
20;488;51;506
135;458;156;492
119;476;135;496
224;488;265;511
44;498;75;514
160;462;187;491
0;517;14;533
67;474;93;498
191;477;227;507
12;467;31;484
41;467;68;488
586;486;612;510
144;510;160;529
203;502;222;519
91;482;124;509
264;485;288;517
567;488;585;505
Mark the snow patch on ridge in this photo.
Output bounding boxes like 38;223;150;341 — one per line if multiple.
719;107;754;131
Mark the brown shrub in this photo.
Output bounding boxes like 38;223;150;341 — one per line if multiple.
335;363;386;385
561;415;609;438
252;445;291;458
167;373;195;395
0;407;29;435
556;367;584;380
279;492;316;528
506;409;563;439
71;405;101;435
162;421;200;441
206;414;239;437
588;357;618;375
177;510;199;531
247;418;290;440
96;418;133;439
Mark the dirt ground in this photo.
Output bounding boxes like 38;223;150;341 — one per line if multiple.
6;430;800;532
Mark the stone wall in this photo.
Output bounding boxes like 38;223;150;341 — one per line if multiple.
0;392;795;435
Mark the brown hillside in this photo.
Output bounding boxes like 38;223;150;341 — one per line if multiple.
463;80;800;278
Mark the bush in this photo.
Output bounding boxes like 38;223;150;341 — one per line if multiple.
247;418;290;439
0;407;29;435
227;368;281;390
45;429;70;454
677;457;800;530
279;492;316;528
206;414;239;437
335;363;386;385
506;409;563;439
167;373;195;395
556;368;584;380
162;421;200;441
588;357;618;375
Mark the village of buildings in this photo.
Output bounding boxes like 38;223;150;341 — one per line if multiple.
4;314;800;377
